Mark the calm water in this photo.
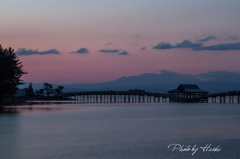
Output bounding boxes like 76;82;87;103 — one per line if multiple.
0;103;240;159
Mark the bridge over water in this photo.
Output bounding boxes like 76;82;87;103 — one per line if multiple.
208;91;240;104
64;90;168;103
64;90;240;104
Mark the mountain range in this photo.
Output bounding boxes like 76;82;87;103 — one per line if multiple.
20;70;240;93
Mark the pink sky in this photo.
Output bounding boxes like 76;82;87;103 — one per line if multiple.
1;0;240;84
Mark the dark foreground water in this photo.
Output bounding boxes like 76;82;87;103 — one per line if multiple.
0;103;240;159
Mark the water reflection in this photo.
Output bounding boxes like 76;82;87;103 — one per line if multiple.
0;106;88;114
0;109;19;159
1;103;240;159
0;100;93;114
0;107;19;114
0;106;62;114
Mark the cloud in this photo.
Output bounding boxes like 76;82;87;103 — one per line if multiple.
193;42;240;51
118;51;129;55
134;34;141;39
98;49;129;55
175;40;202;48
153;42;174;49
105;42;113;46
153;40;202;50
140;47;146;51
98;49;119;53
153;39;240;51
15;48;60;56
70;48;89;54
229;35;240;41
198;35;217;42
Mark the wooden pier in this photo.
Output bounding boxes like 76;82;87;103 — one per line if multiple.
208;91;240;104
168;84;209;103
64;90;168;104
64;89;240;104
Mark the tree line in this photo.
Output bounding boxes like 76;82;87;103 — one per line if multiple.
25;82;65;99
0;44;66;105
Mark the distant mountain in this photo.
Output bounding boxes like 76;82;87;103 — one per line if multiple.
20;70;240;93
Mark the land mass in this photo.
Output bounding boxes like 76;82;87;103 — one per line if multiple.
20;70;240;93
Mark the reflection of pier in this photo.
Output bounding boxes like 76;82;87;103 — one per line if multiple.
64;90;168;103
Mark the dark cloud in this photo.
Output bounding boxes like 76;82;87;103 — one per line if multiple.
70;48;89;54
140;47;146;51
175;40;202;48
193;42;240;51
98;49;119;53
198;35;217;42
153;39;240;51
153;42;174;49
153;40;202;50
118;51;129;55
98;49;129;55
15;48;60;56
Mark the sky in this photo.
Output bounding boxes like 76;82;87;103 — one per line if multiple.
1;0;240;84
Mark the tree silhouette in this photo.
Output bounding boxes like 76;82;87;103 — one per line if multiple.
36;89;44;97
43;82;53;97
0;45;27;102
55;86;64;97
25;83;34;98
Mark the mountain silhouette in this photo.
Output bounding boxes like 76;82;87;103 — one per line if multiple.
20;70;240;93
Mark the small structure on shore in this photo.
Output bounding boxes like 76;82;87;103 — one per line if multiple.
168;84;209;103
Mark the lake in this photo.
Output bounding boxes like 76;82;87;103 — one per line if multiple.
0;103;240;159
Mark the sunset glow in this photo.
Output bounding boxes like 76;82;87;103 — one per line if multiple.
1;0;240;84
